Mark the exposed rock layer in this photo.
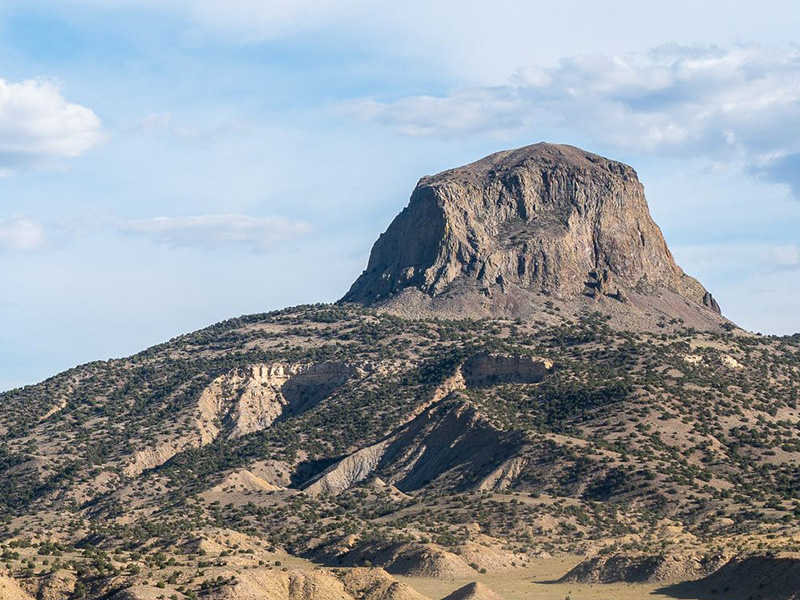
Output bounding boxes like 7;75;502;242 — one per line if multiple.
343;143;723;326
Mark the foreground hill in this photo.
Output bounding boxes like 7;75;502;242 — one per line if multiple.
1;304;798;598
0;144;798;599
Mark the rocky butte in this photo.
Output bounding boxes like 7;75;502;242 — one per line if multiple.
343;143;724;329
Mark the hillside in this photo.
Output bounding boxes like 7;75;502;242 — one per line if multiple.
1;144;798;600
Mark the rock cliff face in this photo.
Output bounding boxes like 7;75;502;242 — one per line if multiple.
343;143;724;327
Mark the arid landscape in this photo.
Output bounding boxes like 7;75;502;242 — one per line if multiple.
1;145;798;600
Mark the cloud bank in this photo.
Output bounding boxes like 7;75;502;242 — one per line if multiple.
344;44;800;192
0;78;105;173
0;214;312;254
0;216;46;251
117;214;312;251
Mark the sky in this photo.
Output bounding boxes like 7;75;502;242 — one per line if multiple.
1;0;799;391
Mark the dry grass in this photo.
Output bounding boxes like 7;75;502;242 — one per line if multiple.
397;556;682;600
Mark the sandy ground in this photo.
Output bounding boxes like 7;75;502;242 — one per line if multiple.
397;556;679;600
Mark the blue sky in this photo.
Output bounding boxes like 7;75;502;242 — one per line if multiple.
1;0;799;391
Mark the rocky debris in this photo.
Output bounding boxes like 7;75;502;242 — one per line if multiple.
440;582;506;600
558;552;729;584
659;554;800;600
0;576;35;600
342;143;724;328
340;568;430;600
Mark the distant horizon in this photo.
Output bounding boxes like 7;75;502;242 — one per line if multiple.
1;0;799;391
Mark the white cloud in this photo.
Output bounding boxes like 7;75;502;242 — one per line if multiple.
772;245;800;270
118;214;312;251
343;45;800;179
342;90;526;140
0;213;312;253
0;216;47;251
0;78;105;173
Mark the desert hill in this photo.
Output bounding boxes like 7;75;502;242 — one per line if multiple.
0;144;797;600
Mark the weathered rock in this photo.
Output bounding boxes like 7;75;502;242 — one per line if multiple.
703;291;722;314
462;354;552;387
123;361;354;477
342;143;724;328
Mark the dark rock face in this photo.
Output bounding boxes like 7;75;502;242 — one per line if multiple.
703;292;722;314
342;143;722;324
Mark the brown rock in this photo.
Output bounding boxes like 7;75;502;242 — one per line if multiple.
342;143;723;327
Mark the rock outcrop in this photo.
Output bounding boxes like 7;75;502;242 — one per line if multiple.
123;361;354;476
462;354;551;387
343;143;725;328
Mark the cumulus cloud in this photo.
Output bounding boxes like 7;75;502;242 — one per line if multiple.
344;44;800;188
0;216;47;251
0;78;105;173
117;214;312;251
